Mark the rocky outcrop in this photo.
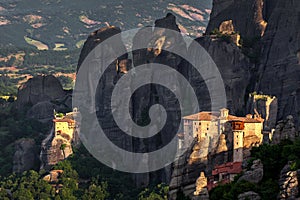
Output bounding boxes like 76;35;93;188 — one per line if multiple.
40;124;75;169
272;115;297;144
247;94;278;131
215;134;228;154
206;0;300;130
238;191;261;200
206;0;267;37
238;159;263;184
278;162;299;200
13;138;39;173
15;75;71;122
169;139;207;200
193;172;209;200
77;14;188;186
16;75;65;108
43;170;63;183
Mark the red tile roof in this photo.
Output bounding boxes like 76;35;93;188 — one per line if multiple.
227;115;264;123
212;162;242;176
53;118;75;123
183;111;219;121
183;111;263;123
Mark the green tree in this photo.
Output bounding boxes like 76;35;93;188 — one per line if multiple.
82;182;109;200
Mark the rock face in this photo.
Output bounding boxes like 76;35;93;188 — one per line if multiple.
272;115;298;144
256;0;300;127
169;139;207;200
77;14;187;186
40;127;73;169
13;138;39;173
247;94;278;131
42;170;63;183
77;26;127;71
238;159;263;184
40;111;79;169
16;75;65;108
193;172;209;200
15;75;70;122
206;0;300;129
187;36;253;114
238;191;261;200
206;0;266;37
278;162;299;200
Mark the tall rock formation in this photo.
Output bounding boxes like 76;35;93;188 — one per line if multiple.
13;138;39;173
77;14;188;185
256;0;300;127
40;111;79;169
188;36;253;114
16;75;65;108
206;0;300;128
15;75;71;122
206;0;267;38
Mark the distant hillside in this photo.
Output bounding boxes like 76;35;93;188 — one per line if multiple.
0;0;212;49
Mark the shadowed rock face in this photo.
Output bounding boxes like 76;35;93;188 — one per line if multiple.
206;0;266;37
13;138;39;173
77;26;127;72
185;36;252;114
256;0;300;126
15;75;72;122
77;16;187;185
206;0;300;128
16;75;65;109
238;159;264;184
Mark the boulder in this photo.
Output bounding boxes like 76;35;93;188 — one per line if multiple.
278;162;299;200
238;159;263;184
272;115;297;144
